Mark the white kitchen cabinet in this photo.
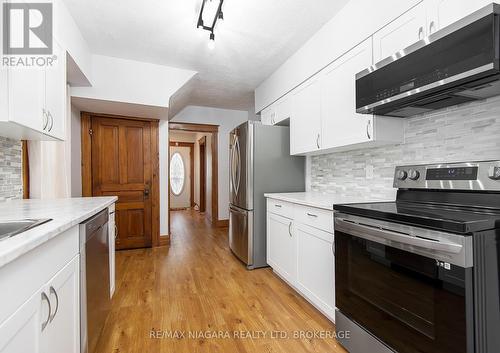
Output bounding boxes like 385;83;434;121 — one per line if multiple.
275;95;292;125
0;37;66;140
260;105;276;125
43;40;67;140
108;205;116;297
0;288;45;353
296;223;335;320
0;226;80;353
427;0;495;32
321;39;373;149
373;2;427;62
266;198;335;322
41;256;80;353
267;212;296;284
290;78;322;155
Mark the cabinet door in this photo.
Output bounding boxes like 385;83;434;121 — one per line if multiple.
41;256;80;353
321;39;373;149
8;67;45;133
0;288;45;353
44;40;66;140
267;212;296;283
296;223;335;320
373;2;427;62
429;0;493;32
260;106;274;125
290;78;321;155
275;95;292;125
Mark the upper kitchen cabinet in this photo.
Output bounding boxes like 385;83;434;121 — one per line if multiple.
321;39;373;149
0;0;67;142
43;40;67;140
427;0;496;32
1;40;66;141
260;105;276;125
261;95;292;126
289;39;404;156
290;77;322;155
373;2;427;62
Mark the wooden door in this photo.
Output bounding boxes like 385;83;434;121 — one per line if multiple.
91;117;153;249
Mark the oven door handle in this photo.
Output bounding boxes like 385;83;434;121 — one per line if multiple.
335;218;463;254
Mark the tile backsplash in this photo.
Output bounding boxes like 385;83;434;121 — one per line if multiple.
311;96;500;200
0;137;23;201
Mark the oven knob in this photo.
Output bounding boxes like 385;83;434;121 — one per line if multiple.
396;170;408;181
408;169;420;180
488;166;500;180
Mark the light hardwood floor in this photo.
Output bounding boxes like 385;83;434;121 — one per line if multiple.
95;209;347;353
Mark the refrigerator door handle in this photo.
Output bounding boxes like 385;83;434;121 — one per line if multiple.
230;134;238;196
234;136;241;195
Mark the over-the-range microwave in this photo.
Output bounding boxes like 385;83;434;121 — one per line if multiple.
356;4;500;117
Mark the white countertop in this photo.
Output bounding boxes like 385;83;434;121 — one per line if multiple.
0;197;117;268
264;192;391;211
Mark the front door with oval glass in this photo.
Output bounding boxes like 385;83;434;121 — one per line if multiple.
170;146;192;209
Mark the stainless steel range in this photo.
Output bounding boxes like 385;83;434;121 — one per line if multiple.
333;161;500;353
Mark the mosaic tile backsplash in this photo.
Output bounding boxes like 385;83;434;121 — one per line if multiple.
311;96;500;200
0;137;23;201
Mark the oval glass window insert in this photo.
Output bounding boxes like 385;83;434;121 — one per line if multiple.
170;152;185;196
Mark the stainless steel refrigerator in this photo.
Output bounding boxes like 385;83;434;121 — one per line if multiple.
229;121;305;269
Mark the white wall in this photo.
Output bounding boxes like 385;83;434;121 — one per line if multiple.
171;106;249;220
70;105;82;197
254;0;421;112
71;55;196;107
55;0;93;84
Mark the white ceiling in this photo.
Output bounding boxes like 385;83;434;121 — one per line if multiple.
63;0;349;112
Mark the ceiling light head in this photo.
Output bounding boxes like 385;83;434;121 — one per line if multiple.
208;32;215;50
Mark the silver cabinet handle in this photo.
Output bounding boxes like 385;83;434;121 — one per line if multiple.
429;21;436;34
307;213;318;218
114;224;118;239
332;241;335;255
42;109;49;130
49;286;59;323
316;134;320;149
418;26;424;40
288;222;292;237
41;292;51;331
274;204;282;208
366;120;372;140
47;111;54;132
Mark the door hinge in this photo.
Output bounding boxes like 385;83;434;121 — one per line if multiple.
89;129;93;136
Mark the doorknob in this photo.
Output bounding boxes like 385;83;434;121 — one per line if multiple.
144;188;150;198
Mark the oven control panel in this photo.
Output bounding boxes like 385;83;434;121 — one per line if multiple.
393;161;500;191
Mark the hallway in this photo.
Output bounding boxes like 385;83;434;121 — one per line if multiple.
96;209;346;353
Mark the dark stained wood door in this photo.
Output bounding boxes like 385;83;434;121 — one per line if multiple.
91;117;153;249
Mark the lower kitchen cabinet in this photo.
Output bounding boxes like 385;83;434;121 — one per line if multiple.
295;223;335;319
0;227;80;353
0;287;44;353
266;198;335;322
40;256;80;353
267;212;296;284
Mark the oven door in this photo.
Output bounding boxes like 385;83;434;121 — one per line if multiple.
334;213;474;353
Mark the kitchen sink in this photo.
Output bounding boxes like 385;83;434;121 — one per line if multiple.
0;219;52;241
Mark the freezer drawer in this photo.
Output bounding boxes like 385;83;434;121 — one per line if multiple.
229;205;253;266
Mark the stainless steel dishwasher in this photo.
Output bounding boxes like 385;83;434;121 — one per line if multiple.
80;209;111;353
